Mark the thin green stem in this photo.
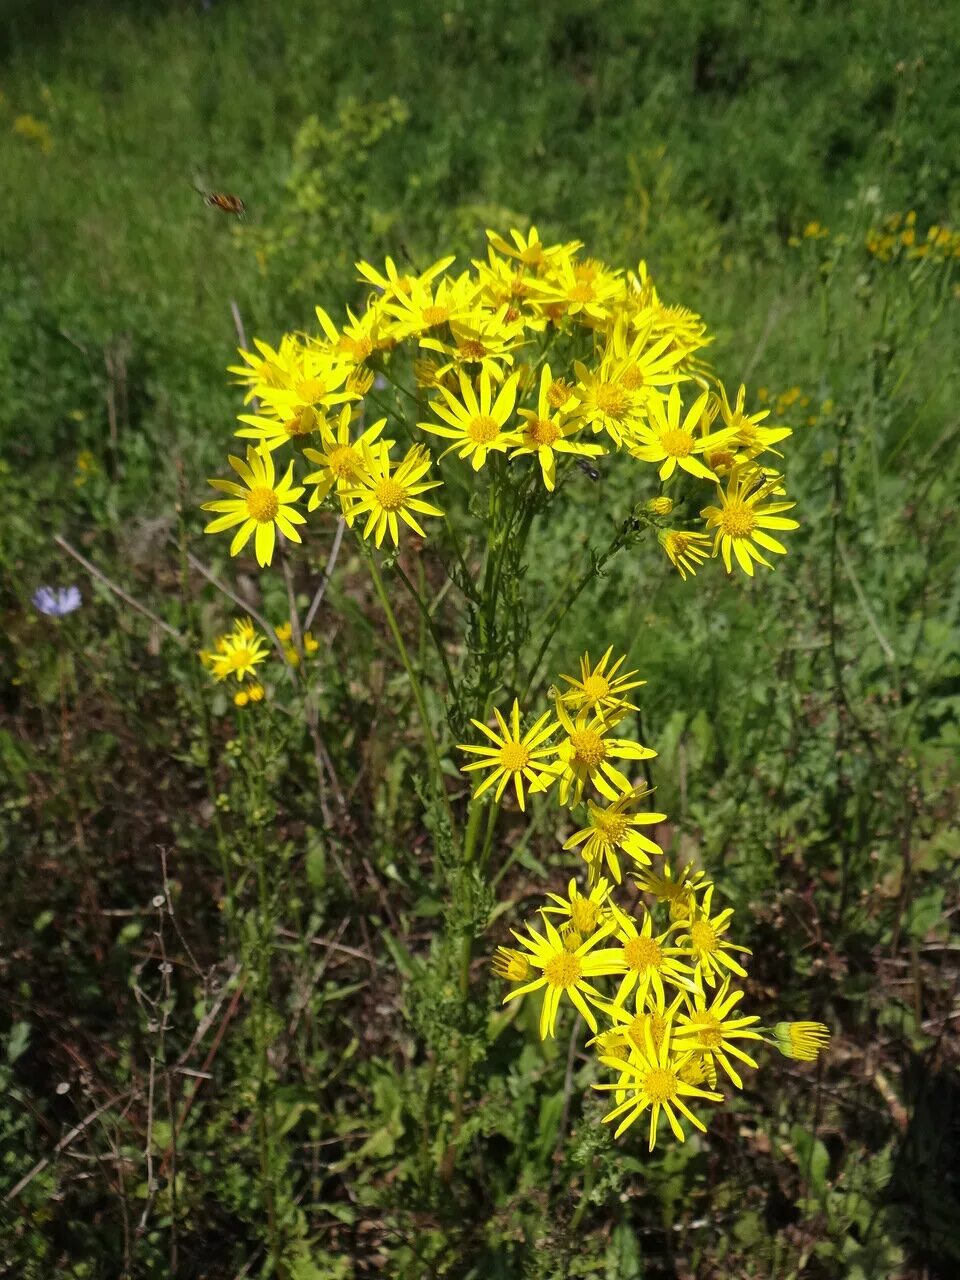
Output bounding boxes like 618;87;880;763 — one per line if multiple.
392;560;462;720
361;540;458;841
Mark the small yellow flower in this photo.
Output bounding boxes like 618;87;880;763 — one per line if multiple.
659;529;712;581
492;946;530;982
504;917;627;1039
594;1019;723;1147
557;646;645;721
675;884;751;988
458;699;559;811
202;447;306;567
419;369;521;471
345;443;443;548
541;877;613;937
511;363;604;491
563;788;666;884
553;700;656;808
701;467;799;577
630;386;732;481
673;979;762;1089
609;907;698;1007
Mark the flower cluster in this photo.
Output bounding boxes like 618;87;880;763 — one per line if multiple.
866;210;960;263
203;227;800;579
468;648;830;1151
200;617;268;705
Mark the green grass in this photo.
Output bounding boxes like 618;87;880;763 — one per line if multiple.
2;2;960;1277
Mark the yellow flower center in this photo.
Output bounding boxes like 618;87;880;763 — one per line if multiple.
688;919;717;954
570;898;599;934
594;382;629;418
459;338;488;361
661;429;695;457
594;810;627;844
619;366;644;390
581;673;609;702
246;486;280;522
544;951;583;988
467;414;500;444
574;259;601;282
328;444;360;479
643;1067;679;1103
695;1014;724;1050
719;499;757;539
527;416;559;446
570;728;606;768
421;304;449;328
373;478;407;512
499;741;531;772
623;935;662;973
567;281;596;303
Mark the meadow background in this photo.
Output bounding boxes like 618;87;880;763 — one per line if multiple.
2;0;959;1276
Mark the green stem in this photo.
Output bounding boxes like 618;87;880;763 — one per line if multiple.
522;518;641;699
392;560;462;720
361;541;458;841
569;1157;597;1232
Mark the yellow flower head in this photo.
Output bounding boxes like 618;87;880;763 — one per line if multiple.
673;979;762;1089
557;645;645;721
563;787;666;884
492;946;531;983
675;884;752;988
202;618;269;683
701;467;799;577
504;916;627;1039
419;369;521;470
594;1017;723;1147
609;906;699;1008
658;529;712;581
630;385;733;482
553;699;656;808
541;876;613;937
202;447;306;567
458;698;559;811
344;442;443;548
302;406;392;515
511;363;604;491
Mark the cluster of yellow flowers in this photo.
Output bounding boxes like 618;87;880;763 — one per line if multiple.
463;648;830;1150
199;617;321;704
866;211;960;263
203;227;800;579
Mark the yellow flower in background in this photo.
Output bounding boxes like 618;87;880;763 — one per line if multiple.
227;334;303;402
511;362;604;490
13;113;53;152
492;947;530;982
526;253;624;327
633;861;708;918
458;698;559;810
701;467;799;576
201;618;268;682
202;447;306;567
485;225;575;270
301;406;393;513
595;1019;723;1147
553;700;656;807
771;1021;831;1062
557;645;646;721
420;303;526;382
716;382;793;459
315;302;395;366
420;369;521;470
659;529;712;581
345;442;443;548
502;917;626;1038
563;788;666;884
